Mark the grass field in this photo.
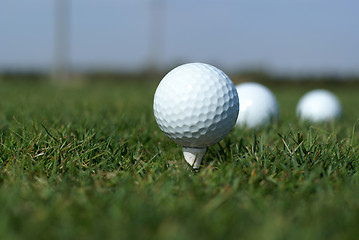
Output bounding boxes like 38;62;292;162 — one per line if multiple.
0;79;358;240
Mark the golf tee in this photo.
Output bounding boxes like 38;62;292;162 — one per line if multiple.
182;147;207;169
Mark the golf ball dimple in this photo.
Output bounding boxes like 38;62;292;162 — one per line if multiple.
296;89;342;122
153;63;239;148
235;82;279;128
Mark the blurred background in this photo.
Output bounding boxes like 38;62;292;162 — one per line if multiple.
0;0;358;82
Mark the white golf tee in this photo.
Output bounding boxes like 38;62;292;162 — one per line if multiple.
182;147;207;169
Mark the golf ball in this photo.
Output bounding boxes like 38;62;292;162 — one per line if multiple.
235;82;279;128
296;89;342;122
153;63;239;148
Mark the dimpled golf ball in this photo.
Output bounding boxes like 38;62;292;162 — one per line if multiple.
296;89;342;122
153;63;239;148
236;82;279;128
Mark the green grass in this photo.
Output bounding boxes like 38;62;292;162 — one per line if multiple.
0;80;358;240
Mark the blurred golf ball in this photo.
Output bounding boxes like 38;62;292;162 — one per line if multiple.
153;63;239;148
235;82;279;128
296;89;342;122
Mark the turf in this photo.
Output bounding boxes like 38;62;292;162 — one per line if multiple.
0;80;358;240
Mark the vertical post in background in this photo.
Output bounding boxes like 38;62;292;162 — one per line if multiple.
147;0;166;77
53;0;70;82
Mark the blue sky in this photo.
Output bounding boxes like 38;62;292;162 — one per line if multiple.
0;0;358;74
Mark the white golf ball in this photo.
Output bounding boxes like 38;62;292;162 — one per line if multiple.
296;89;342;122
153;63;239;148
235;82;279;128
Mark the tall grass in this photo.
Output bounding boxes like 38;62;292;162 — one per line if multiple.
0;80;358;239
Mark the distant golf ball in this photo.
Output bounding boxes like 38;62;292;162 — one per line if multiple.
296;89;342;122
153;63;239;148
235;82;279;128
